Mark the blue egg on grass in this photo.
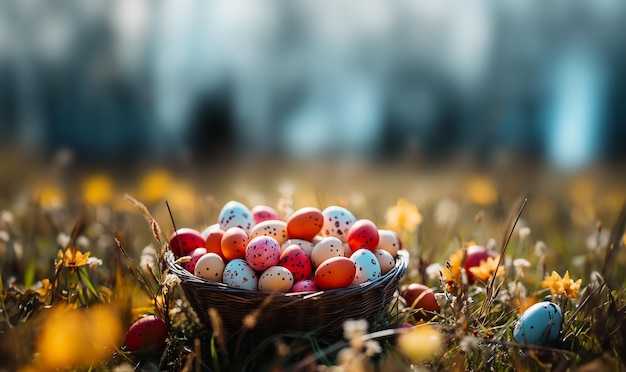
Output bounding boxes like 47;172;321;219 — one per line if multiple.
513;301;563;346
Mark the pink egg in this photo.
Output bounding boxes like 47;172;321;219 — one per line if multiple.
280;244;312;281
347;219;380;252
291;279;319;293
251;205;281;223
185;247;208;273
169;228;205;257
245;236;281;272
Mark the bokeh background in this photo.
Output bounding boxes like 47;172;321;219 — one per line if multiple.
1;0;625;173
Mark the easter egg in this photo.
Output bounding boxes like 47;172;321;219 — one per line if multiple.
350;249;382;285
251;205;281;224
314;257;356;290
185;247;207;273
375;249;396;275
200;223;220;239
281;239;315;255
347;219;380;252
245;236;281;272
223;259;258;290
221;227;249;261
280;244;312;281
194;253;225;282
464;245;498;283
169;228;205;257
321;206;357;242
513;301;563;346
218;200;255;235
204;227;225;260
377;229;401;257
311;237;345;268
258;266;294;292
250;220;288;245
401;283;440;313
124;315;167;354
287;207;324;241
291;279;319;293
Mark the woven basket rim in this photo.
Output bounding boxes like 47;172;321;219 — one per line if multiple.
167;249;409;299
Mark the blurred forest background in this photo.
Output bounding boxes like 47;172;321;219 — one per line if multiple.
0;0;625;172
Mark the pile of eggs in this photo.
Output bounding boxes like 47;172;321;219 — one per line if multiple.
169;201;404;293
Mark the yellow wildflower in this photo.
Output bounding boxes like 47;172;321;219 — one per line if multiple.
385;198;423;233
468;256;504;282
443;248;464;283
56;247;91;273
82;174;113;205
35;183;66;210
465;175;498;206
397;323;443;364
542;270;581;299
139;169;174;203
562;271;582;300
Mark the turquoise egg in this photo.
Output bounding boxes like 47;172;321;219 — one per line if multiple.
513;301;563;346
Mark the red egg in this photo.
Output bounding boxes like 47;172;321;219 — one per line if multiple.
314;256;356;290
291;279;319;293
251;205;281;223
287;207;324;241
464;245;497;283
124;315;167;354
245;236;281;272
401;283;440;314
221;227;249;261
204;228;225;260
169;228;205;257
280;244;312;281
185;247;207;273
347;219;380;252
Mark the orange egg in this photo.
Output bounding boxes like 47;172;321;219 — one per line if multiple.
221;227;249;261
204;228;225;260
287;207;323;241
314;256;356;290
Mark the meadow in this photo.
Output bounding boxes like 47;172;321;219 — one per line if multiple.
1;155;625;371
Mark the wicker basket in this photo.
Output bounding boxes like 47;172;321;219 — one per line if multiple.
167;249;408;341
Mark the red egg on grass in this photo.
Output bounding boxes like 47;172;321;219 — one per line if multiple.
124;315;167;354
464;245;498;283
401;283;440;314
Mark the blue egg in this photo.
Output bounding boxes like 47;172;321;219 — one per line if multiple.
513;301;563;346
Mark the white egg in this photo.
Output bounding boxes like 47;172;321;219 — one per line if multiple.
321;206;357;242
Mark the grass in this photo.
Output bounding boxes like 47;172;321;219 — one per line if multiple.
1;159;626;371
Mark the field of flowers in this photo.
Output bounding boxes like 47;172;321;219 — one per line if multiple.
1;156;625;371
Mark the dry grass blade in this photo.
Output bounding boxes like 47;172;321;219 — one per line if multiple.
124;194;163;243
114;236;158;302
481;195;528;317
601;201;626;283
209;308;229;366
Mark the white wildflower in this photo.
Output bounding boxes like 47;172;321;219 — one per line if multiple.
140;245;157;272
76;235;90;251
87;256;103;269
1;210;14;228
57;233;70;248
571;255;587;268
459;336;480;353
518;226;531;240
434;198;459;227
508;281;527;298
434;293;448;308
162;273;181;296
364;340;382;357
486;238;497;251
0;230;9;243
513;258;531;278
426;263;444;281
343;319;368;342
534;241;547;257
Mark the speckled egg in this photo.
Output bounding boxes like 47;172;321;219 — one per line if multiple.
258;266;294;292
321;206;357;242
311;237;345;268
200;223;220;239
401;283;440;313
377;229;400;257
222;259;258;290
291;279;319;293
245;236;281;272
343;243;354;257
279;244;312;281
204;227;225;260
185;247;207;273
314;256;356;290
251;205;281;224
286;207;324;241
250;220;288;245
375;249;395;275
347;219;380;252
194;253;225;282
218;200;255;235
221;227;249;261
350;249;382;285
513;301;563;346
124;315;167;354
281;239;315;256
169;228;205;257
